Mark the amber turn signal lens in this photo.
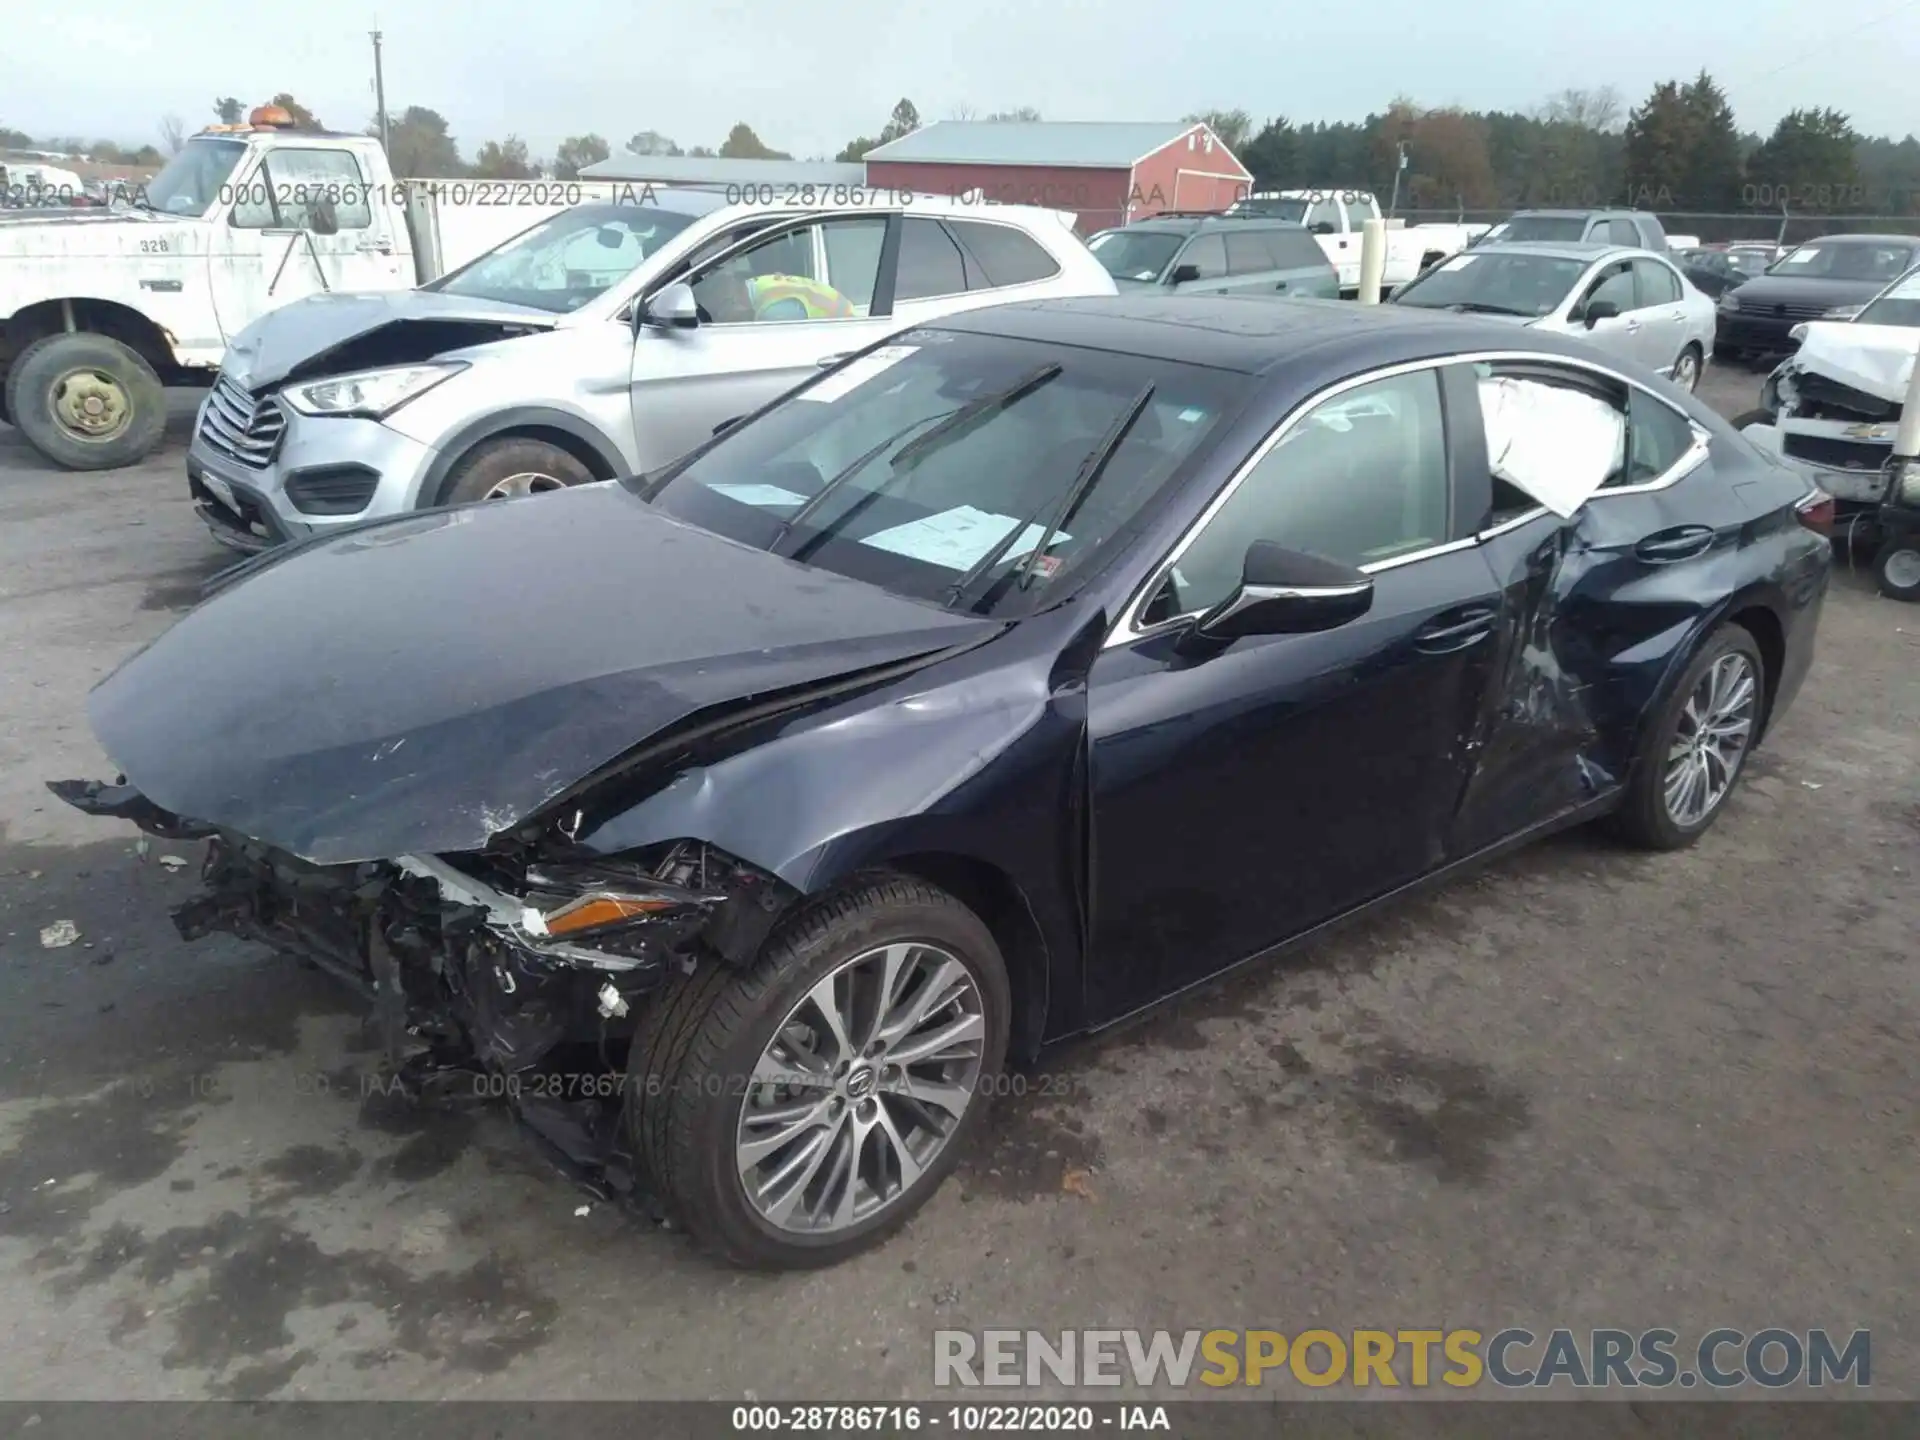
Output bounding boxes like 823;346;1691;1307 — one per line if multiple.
539;893;678;937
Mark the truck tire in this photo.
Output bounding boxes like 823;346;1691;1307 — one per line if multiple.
436;436;595;507
1875;537;1920;603
7;332;166;471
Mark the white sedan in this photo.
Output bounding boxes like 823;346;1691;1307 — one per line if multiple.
1390;242;1717;391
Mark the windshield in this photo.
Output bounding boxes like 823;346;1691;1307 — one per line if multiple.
1087;229;1183;282
1227;197;1308;223
144;138;245;217
643;331;1247;616
1768;241;1917;282
1858;269;1920;328
1391;250;1586;316
1497;216;1588;243
430;203;697;313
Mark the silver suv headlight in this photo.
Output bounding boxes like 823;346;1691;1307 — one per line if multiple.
281;362;468;419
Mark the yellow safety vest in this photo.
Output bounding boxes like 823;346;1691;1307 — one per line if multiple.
747;274;856;319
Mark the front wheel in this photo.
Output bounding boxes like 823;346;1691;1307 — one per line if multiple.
1876;537;1920;602
629;876;1011;1269
1671;345;1703;393
1607;626;1766;851
6;331;166;470
437;436;595;508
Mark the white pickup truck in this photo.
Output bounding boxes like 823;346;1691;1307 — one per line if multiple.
0;107;639;470
1227;189;1480;295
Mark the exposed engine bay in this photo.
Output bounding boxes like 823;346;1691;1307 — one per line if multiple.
51;777;800;1204
1751;321;1913;516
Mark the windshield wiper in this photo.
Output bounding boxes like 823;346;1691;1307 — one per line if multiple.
888;362;1063;473
766;408;960;555
942;382;1156;612
1445;301;1529;316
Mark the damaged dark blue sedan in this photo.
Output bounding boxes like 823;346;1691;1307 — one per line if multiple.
55;296;1832;1268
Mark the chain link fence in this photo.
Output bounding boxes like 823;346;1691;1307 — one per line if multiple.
1397;208;1920;246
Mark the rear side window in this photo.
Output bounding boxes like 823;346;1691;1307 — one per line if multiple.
1180;233;1227;279
1637;216;1667;249
1615;389;1695;487
895;217;968;300
1606;218;1640;246
948;220;1059;287
1261;227;1328;269
1223;231;1272;276
1634;259;1682;306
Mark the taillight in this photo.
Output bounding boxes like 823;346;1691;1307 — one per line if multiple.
1794;487;1835;536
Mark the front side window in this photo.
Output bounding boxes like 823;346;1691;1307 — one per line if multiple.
1153;368;1451;618
229;149;372;231
1581;262;1638;315
689;217;883;323
1393;250;1585;317
431;204;696;313
645;332;1247;616
1178;233;1227;280
1088;228;1183;282
146;139;246;218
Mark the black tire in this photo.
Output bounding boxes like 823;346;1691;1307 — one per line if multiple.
1729;408;1775;431
629;875;1012;1269
436;436;595;507
1671;343;1703;393
1875;537;1920;602
6;331;165;470
1607;625;1767;851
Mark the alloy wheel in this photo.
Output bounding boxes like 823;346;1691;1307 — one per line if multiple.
482;471;567;499
1663;652;1757;827
736;942;986;1234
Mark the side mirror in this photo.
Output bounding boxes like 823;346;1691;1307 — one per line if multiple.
1583;298;1620;328
1310;221;1336;235
1168;262;1201;285
307;199;339;237
636;281;699;334
1179;542;1373;651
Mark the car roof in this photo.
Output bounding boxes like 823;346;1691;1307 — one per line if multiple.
924;294;1612;376
1507;208;1648;219
1788;233;1920;246
1110;214;1308;234
1472;240;1647;262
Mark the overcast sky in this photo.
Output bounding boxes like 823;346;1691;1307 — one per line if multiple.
6;0;1916;160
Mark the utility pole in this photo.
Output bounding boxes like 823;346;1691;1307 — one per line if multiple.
370;26;390;154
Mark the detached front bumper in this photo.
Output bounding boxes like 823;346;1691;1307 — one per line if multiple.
186;392;441;551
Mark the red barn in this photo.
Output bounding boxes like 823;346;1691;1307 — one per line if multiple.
863;121;1251;235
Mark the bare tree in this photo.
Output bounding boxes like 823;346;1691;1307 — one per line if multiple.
159;114;187;154
1536;86;1624;133
949;104;979;122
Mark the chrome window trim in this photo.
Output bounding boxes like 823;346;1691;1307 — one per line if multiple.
1102;348;1713;651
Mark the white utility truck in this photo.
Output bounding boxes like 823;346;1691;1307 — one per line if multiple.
0;106;637;470
1228;188;1482;295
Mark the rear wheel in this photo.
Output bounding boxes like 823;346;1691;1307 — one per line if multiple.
1876;537;1920;602
628;876;1011;1269
1608;626;1766;851
6;331;165;470
436;436;595;508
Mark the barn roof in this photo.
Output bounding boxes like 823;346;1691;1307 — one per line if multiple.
578;154;868;187
864;121;1207;169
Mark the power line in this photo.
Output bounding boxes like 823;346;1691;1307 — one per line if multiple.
1729;0;1917;91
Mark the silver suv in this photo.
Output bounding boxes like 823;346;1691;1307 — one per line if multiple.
188;190;1117;550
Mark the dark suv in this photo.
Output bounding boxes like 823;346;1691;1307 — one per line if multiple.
1480;209;1669;251
1085;214;1339;299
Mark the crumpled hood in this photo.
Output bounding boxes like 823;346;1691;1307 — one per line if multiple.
86;484;997;864
1788;321;1917;405
221;289;560;389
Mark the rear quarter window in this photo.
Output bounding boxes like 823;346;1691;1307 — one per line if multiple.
949;219;1060;287
1262;227;1329;269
